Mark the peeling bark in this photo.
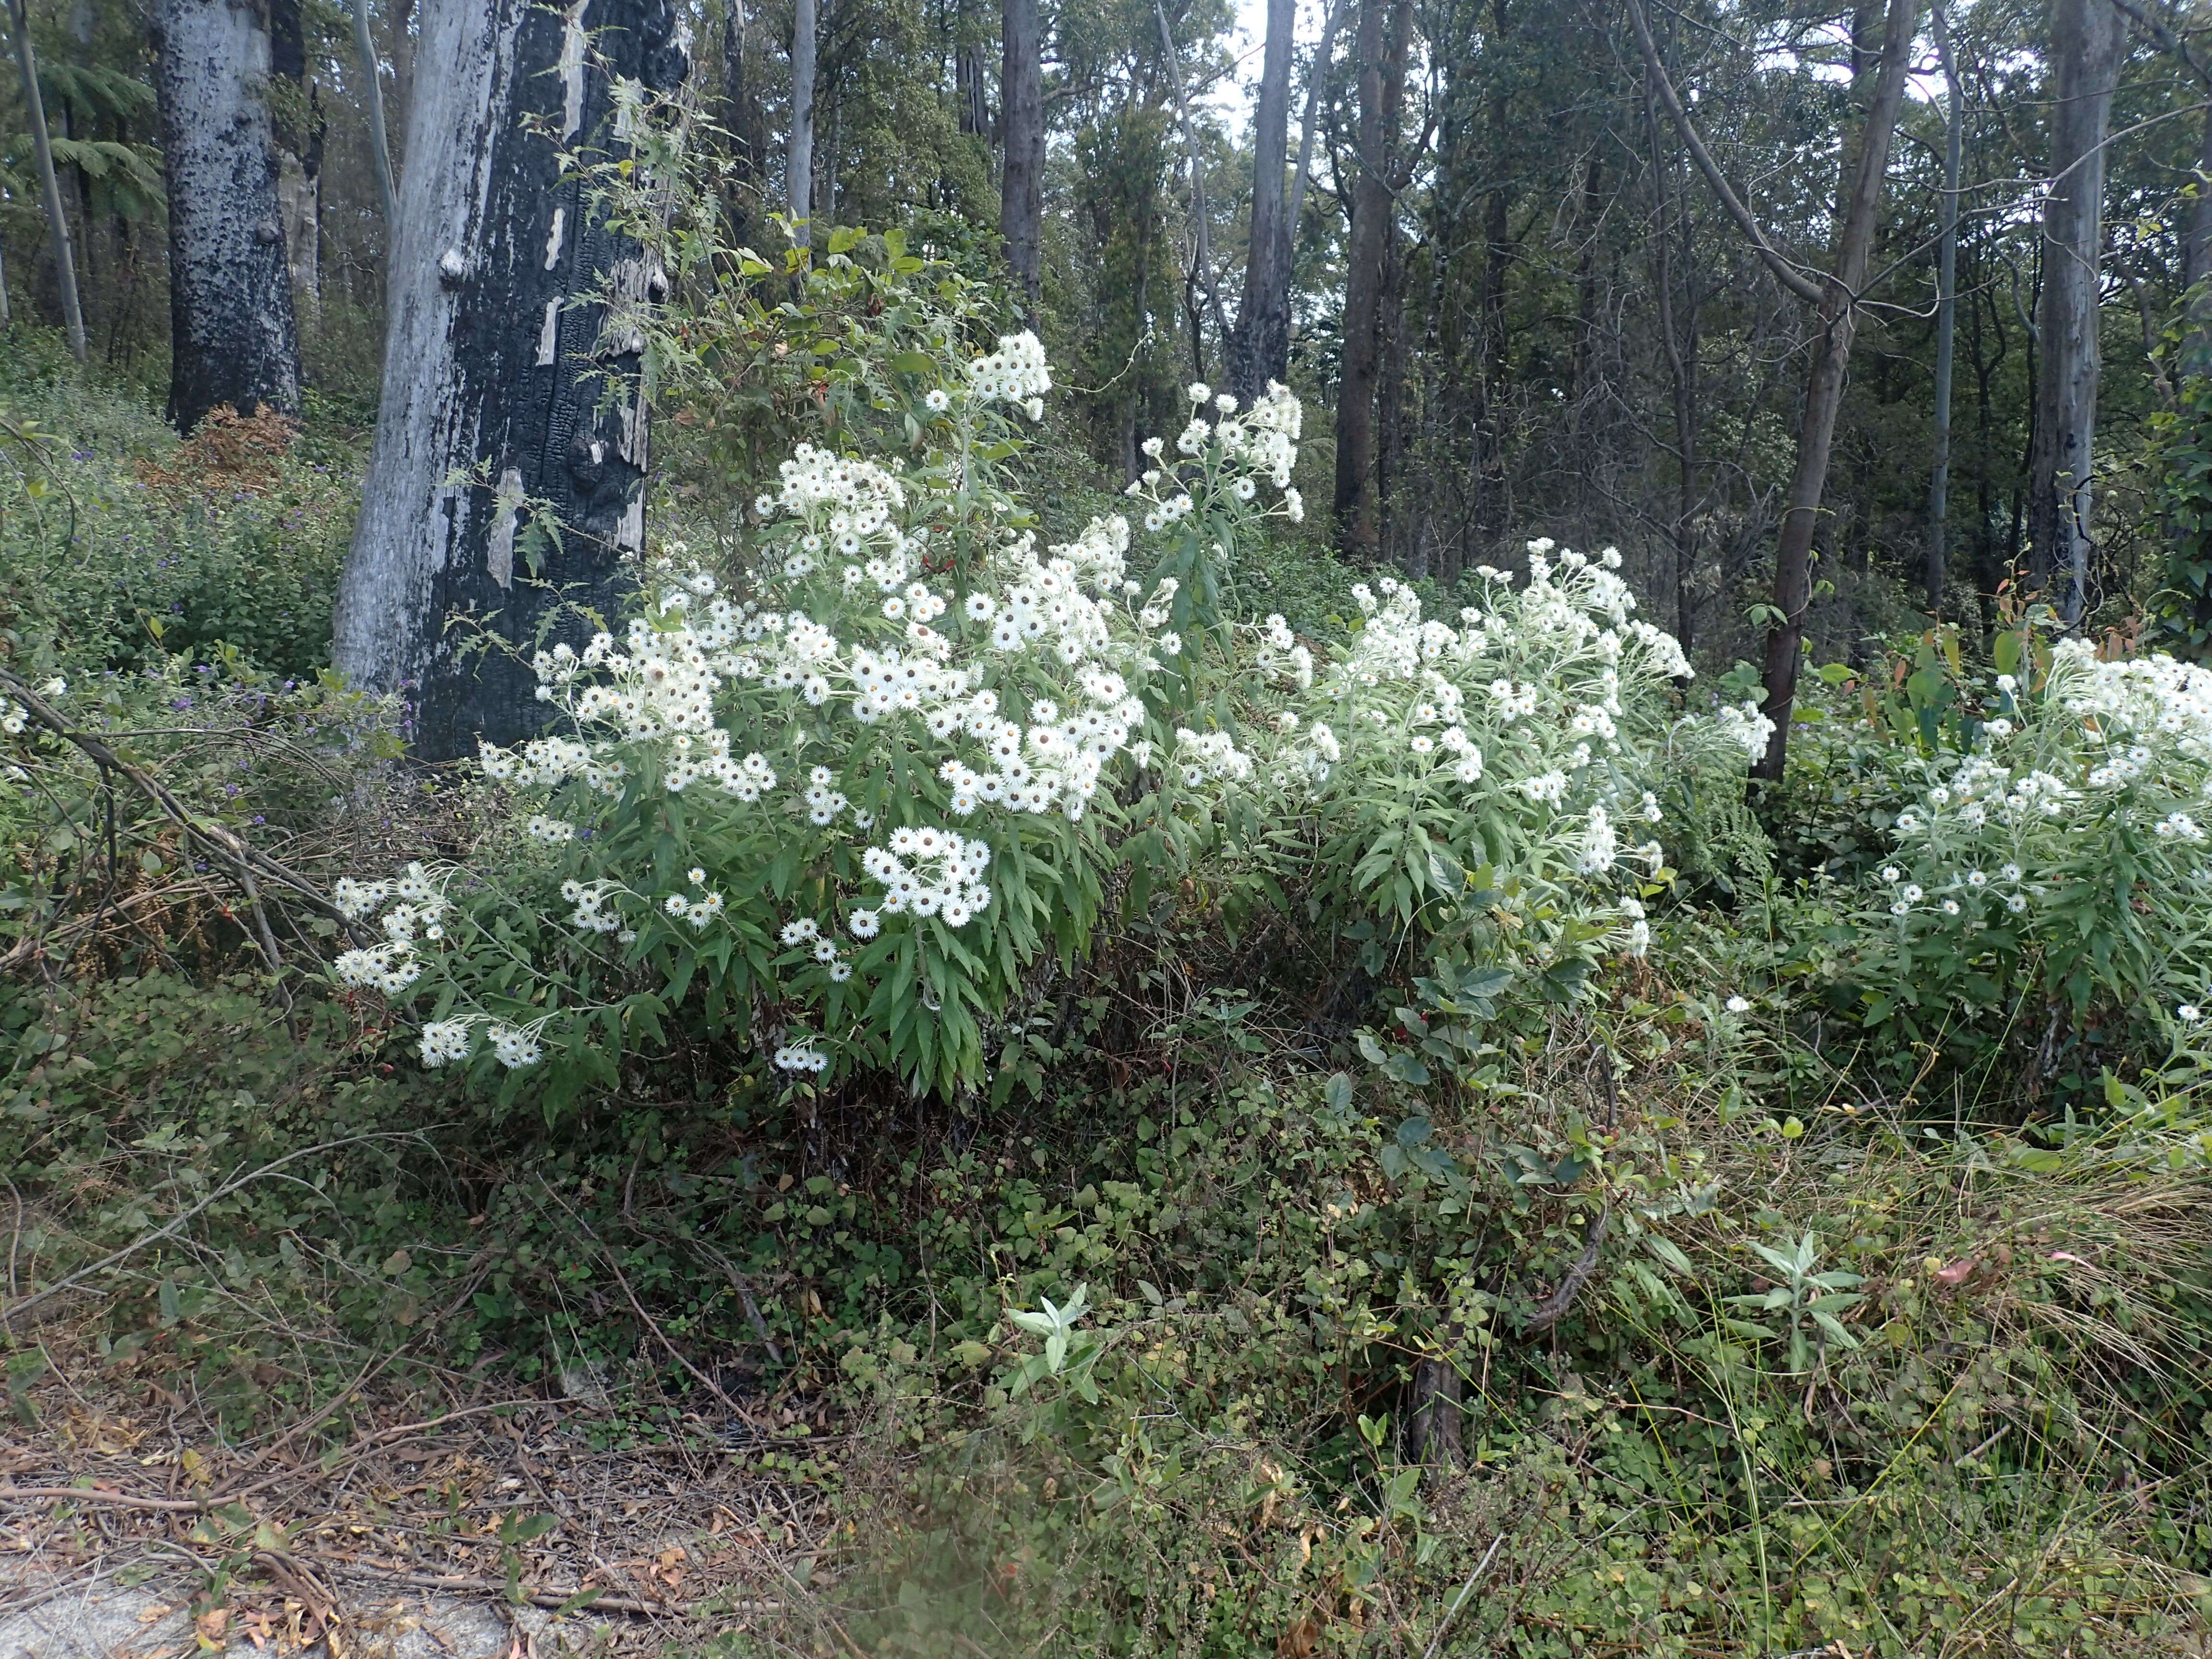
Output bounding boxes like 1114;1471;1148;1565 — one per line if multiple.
151;0;302;430
331;0;686;761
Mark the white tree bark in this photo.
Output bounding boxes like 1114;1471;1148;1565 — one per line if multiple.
151;0;302;430
332;0;685;760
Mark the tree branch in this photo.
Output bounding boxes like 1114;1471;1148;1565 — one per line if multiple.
1624;0;1826;306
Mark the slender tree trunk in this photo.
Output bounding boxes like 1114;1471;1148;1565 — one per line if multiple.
1470;0;1513;548
152;0;302;429
1287;0;1346;244
0;235;12;325
2026;0;2123;626
353;0;399;240
2188;100;2212;329
1332;0;1407;554
789;0;817;252
1156;1;1229;355
1926;0;1962;616
8;0;85;361
720;0;769;243
392;0;417;169
332;0;686;759
999;0;1042;316
1749;0;1915;779
270;0;325;332
955;0;991;140
1229;0;1295;401
1644;74;1698;654
1377;210;1408;562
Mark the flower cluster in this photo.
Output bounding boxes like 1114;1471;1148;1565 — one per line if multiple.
964;331;1052;421
859;826;992;926
332;865;446;996
1868;639;2212;1019
1124;380;1308;526
327;308;1769;1093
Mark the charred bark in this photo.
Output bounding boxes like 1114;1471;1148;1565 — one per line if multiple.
1331;0;1408;555
152;0;302;430
1000;0;1043;317
1228;0;1295;402
2026;0;2123;625
332;0;686;760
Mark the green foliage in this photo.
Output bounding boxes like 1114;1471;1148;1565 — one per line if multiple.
0;360;362;680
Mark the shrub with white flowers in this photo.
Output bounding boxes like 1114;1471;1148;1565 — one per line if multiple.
329;301;1759;1102
1856;640;2212;1034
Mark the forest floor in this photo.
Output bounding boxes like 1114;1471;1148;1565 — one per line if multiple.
0;1321;816;1656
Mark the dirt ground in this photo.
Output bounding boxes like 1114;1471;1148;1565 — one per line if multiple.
0;1326;819;1657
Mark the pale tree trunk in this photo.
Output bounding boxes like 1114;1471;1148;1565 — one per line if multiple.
8;0;85;362
152;0;302;430
999;0;1043;317
2027;0;2124;626
1228;0;1295;403
331;0;687;760
353;0;399;240
1286;0;1345;247
270;0;325;332
1331;0;1408;554
1156;0;1229;361
1630;0;1914;781
1925;0;1962;615
392;0;416;170
789;0;816;250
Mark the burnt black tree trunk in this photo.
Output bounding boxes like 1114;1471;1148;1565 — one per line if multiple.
1228;0;1294;403
331;0;686;761
1000;0;1043;318
151;0;302;431
1331;0;1409;555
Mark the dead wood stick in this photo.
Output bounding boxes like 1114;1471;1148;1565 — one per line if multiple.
304;1552;780;1618
1524;1203;1612;1337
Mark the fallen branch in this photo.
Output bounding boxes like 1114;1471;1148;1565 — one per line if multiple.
0;1131;426;1327
304;1552;781;1619
0;665;361;939
1523;1203;1612;1337
0;1484;208;1512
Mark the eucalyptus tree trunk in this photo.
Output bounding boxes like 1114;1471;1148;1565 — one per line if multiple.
2027;0;2124;627
1630;0;1914;781
8;0;85;362
1228;0;1296;402
270;0;325;330
151;0;301;430
332;0;686;761
1925;0;1962;616
1288;0;1344;247
789;0;817;250
1331;0;1409;555
999;0;1043;318
352;0;399;240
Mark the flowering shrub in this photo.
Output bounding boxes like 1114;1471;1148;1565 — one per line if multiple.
1852;640;2212;1045
325;303;1763;1103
